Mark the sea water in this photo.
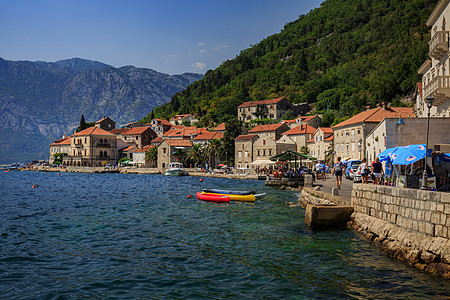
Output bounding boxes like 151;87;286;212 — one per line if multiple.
0;171;448;299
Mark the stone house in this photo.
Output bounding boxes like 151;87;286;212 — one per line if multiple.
332;105;414;160
163;126;208;140
281;124;317;152
417;0;450;118
306;127;334;162
251;133;296;167
157;139;192;170
122;127;156;149
169;114;198;125
295;115;321;129
234;134;258;169
238;97;294;122
66;127;118;166
366;117;450;163
132;145;156;168
247;123;290;140
148;119;172;137
95;116;115;131
119;145;137;160
49;135;71;164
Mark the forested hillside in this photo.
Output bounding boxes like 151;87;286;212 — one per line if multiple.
150;0;437;126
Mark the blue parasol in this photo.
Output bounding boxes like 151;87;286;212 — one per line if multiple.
391;144;426;165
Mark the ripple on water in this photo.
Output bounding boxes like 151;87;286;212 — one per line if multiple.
0;172;449;299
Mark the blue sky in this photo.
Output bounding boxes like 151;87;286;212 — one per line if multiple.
0;0;323;74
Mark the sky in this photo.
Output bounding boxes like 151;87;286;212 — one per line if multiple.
0;0;323;75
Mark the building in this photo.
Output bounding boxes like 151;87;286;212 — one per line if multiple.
238;97;295;122
306;127;334;161
366;117;450;163
417;0;450;118
121;127;157;148
192;131;224;144
119;145;137;160
49;135;71;164
95;116;115;131
295;115;321;129
66;127;118;166
281;124;317;152
169;114;198;125
251;133;296;168
247;123;290;140
332;105;414;160
213;123;226;132
148;119;172;137
162;126;208;140
157;139;193;170
132;145;156;168
235;134;258;169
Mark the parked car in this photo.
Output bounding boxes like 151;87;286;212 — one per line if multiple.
354;165;373;183
345;160;361;179
349;163;361;180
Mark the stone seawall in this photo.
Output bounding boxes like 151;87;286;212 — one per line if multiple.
299;187;351;208
350;184;450;278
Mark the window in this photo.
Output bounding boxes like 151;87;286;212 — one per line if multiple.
239;151;242;158
269;149;272;156
257;150;260;156
345;132;349;136
163;148;167;154
245;151;248;158
352;130;355;136
352;143;355;151
263;149;266;156
358;129;360;134
346;144;349;153
318;149;320;158
263;139;266;145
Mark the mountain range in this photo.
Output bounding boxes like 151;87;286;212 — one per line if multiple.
0;57;203;164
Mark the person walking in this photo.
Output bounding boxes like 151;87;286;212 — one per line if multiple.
371;157;384;185
315;161;322;180
333;157;344;189
359;158;369;184
321;161;326;181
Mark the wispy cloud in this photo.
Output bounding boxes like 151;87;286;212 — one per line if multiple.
214;43;230;51
199;49;207;53
192;62;206;71
198;42;206;47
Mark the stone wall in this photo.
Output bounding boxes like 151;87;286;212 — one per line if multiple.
350;183;450;278
299;187;351;208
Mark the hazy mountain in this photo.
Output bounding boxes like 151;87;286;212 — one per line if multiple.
0;57;203;163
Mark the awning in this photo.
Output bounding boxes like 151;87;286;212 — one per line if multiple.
269;150;316;162
250;159;276;165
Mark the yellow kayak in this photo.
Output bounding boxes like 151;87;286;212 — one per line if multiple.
200;192;266;202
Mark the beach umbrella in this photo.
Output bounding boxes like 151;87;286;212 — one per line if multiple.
391;144;426;165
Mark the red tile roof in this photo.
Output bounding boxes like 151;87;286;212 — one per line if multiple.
150;119;171;126
333;107;414;128
238;97;286;108
248;123;286;133
122;146;137;152
193;131;224;140
50;137;71;146
282;124;317;135
235;134;258;140
163;126;207;137
281;119;297;125
110;128;128;135
72;127;115;137
134;145;155;152
170;114;193;120
214;123;226;131
151;136;163;143
324;135;334;141
306;138;314;143
95;116;112;124
123;127;152;135
318;127;333;134
163;139;193;147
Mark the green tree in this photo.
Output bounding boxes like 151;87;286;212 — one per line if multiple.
186;143;204;167
145;146;158;166
204;139;222;167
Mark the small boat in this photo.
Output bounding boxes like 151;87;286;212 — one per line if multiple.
201;191;266;202
202;188;255;195
164;162;186;176
196;192;230;203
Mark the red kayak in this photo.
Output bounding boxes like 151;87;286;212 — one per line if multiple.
196;192;230;203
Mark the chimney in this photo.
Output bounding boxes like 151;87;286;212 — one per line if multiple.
366;105;372;111
376;103;382;108
63;133;66;139
382;102;388;110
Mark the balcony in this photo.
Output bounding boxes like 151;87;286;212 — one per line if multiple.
422;74;450;106
429;31;449;59
74;143;83;148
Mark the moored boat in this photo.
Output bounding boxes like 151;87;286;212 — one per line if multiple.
202;188;255;195
201;191;266;202
196;192;230;203
164;162;186;176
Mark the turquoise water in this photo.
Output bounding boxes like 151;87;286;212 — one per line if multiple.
0;171;448;299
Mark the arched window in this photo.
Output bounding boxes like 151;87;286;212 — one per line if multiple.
100;151;103;157
104;151;108;157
